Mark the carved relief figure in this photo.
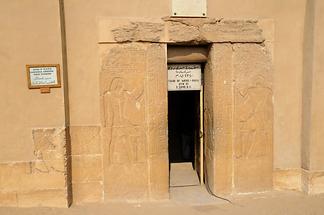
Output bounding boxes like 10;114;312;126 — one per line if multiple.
237;76;272;159
103;77;146;164
32;129;65;173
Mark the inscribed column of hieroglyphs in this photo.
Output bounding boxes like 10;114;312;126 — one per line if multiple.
204;44;233;195
145;44;168;199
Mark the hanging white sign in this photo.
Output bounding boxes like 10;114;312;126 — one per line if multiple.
168;64;201;91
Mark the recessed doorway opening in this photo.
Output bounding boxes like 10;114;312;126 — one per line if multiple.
168;90;202;187
168;91;200;164
167;63;204;189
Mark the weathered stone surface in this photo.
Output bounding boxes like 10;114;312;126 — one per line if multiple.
72;155;103;183
98;18;166;43
257;19;275;58
72;182;103;204
32;128;66;161
70;126;101;155
17;189;68;208
112;22;164;42
233;44;273;192
98;17;265;44
274;169;301;191
167;21;201;43
201;20;264;43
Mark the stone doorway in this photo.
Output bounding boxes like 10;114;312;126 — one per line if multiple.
99;18;273;201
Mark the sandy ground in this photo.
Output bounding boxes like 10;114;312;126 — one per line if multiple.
1;191;324;215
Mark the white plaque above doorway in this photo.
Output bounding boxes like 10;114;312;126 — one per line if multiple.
172;0;207;17
168;64;201;91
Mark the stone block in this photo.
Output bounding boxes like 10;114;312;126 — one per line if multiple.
167;21;201;43
104;163;148;200
72;155;103;183
21;171;66;192
17;189;68;208
145;44;168;156
302;169;324;194
98;17;266;44
149;153;169;199
31;159;66;174
257;19;275;59
0;161;66;193
310;172;324;194
201;20;264;43
70;126;101;155
112;22;164;42
0;192;17;207
0;162;31;192
72;182;103;204
273;169;301;191
32;128;67;160
98;18;166;43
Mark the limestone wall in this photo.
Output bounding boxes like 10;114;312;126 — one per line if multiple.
63;0;307;182
1;0;323;208
0;0;70;207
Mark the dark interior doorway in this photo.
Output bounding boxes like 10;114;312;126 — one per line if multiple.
168;91;200;165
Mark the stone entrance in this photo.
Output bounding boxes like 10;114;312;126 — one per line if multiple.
99;17;273;200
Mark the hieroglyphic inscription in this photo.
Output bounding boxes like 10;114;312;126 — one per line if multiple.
145;43;169;199
146;44;168;155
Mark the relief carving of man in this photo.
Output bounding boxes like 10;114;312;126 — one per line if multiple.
103;77;145;164
237;76;272;159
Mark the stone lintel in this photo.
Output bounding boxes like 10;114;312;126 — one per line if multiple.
98;17;265;44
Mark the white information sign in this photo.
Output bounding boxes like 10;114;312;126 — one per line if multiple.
172;0;207;17
29;67;58;86
168;64;201;91
26;64;61;93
